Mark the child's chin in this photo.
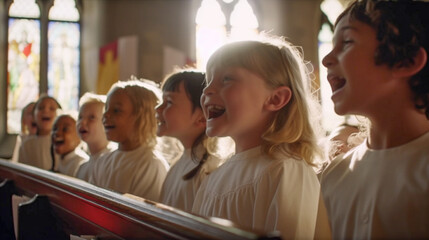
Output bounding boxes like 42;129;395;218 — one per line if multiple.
55;148;71;156
206;127;223;138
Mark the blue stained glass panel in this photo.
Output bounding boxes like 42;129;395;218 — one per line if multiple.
48;21;80;112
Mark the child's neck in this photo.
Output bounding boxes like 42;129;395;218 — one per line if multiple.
38;129;51;136
88;141;109;155
60;150;74;159
118;139;143;151
368;111;429;149
235;140;262;153
179;135;200;150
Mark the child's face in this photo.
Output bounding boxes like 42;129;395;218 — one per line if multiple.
52;116;80;156
77;102;107;146
155;81;204;144
22;103;37;135
103;89;138;150
34;98;59;135
201;66;274;148
322;14;394;116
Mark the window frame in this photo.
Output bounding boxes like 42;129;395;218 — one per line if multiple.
0;0;82;158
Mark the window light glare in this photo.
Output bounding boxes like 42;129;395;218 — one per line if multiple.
9;0;40;18
230;0;258;28
196;0;226;26
49;0;79;21
321;0;343;24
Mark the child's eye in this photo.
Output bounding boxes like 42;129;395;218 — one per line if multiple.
223;76;233;83
343;40;353;44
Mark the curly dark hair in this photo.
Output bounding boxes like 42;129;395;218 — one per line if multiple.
337;0;429;119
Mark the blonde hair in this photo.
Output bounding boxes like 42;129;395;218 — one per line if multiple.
107;77;161;148
79;92;106;108
206;37;323;165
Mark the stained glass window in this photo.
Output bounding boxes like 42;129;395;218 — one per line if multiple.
195;0;259;70
6;0;81;134
48;0;80;113
48;22;80;111
7;0;41;134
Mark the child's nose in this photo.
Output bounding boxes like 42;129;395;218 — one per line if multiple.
103;111;109;120
322;50;336;68
202;81;215;96
155;102;164;112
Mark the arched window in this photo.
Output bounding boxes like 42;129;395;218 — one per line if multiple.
195;0;259;70
5;0;81;134
48;0;80;111
7;0;41;134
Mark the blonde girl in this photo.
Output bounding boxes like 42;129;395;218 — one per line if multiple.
89;78;169;201
192;37;324;239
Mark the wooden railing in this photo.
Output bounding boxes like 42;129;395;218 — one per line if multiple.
0;159;280;240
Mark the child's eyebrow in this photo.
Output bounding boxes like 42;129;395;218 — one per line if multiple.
338;25;358;33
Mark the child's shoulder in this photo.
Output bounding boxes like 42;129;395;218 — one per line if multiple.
201;154;223;174
21;134;50;146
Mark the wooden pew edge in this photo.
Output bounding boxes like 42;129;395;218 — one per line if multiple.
0;159;274;239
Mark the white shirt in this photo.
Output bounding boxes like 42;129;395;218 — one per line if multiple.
160;147;221;212
18;135;58;170
58;147;89;177
89;144;169;202
76;144;116;181
192;146;320;239
321;131;429;239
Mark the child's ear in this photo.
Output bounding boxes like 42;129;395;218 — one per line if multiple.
194;110;207;127
393;47;427;78
264;86;292;111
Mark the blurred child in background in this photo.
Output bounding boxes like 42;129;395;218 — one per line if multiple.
12;102;37;162
52;114;89;177
18;94;62;170
89;78;169;202
75;92;116;181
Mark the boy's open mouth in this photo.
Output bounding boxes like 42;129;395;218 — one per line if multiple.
53;139;64;145
329;76;346;93
104;125;115;130
207;105;225;120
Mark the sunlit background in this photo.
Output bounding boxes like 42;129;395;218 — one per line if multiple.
195;0;352;133
6;0;355;135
